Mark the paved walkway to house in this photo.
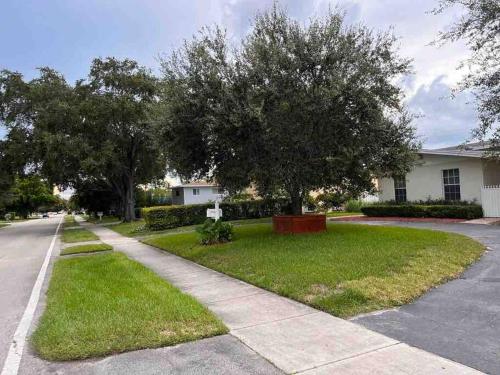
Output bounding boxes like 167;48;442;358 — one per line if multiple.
333;219;500;375
70;220;482;374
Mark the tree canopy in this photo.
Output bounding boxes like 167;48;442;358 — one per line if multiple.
3;175;61;218
433;0;500;143
158;6;419;214
0;58;165;221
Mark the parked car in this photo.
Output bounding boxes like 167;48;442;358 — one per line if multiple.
42;213;49;218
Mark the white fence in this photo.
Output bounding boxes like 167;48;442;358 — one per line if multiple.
481;186;500;217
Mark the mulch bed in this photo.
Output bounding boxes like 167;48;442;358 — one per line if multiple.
329;216;465;224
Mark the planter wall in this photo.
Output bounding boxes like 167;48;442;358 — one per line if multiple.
273;214;326;234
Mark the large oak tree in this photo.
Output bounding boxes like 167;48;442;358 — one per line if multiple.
158;6;419;214
0;58;165;221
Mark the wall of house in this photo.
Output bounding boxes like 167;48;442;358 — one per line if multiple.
378;155;484;203
183;186;221;205
482;161;500;186
171;187;184;205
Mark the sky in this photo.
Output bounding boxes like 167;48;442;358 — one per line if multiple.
0;0;475;149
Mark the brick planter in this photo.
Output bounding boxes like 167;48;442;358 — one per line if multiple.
272;215;326;234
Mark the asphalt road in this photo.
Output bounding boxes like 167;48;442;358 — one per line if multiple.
0;216;61;371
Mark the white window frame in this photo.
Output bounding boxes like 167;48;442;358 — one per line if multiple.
192;188;200;196
442;168;461;201
393;175;407;203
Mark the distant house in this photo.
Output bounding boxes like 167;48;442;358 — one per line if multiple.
377;142;500;217
171;182;225;205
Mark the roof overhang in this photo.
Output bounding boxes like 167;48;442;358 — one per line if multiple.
418;150;484;158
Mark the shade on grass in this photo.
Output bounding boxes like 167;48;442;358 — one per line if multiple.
31;252;227;360
61;228;99;243
60;243;112;255
144;223;484;317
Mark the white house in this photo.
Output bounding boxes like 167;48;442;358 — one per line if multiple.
377;142;500;217
171;182;225;205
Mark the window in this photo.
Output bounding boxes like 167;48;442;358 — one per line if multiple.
192;188;200;196
443;168;461;201
394;176;407;203
175;190;180;197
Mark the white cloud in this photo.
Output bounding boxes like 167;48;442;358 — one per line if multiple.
407;75;477;148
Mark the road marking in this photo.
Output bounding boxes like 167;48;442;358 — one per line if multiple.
1;217;63;375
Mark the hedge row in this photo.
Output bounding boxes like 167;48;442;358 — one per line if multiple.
142;199;288;231
361;204;483;219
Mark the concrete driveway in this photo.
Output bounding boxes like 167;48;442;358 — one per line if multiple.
350;221;500;375
0;216;61;372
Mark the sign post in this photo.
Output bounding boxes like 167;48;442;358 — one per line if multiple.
97;211;103;221
206;194;223;220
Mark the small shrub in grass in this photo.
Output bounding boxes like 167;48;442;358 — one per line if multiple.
345;199;364;212
196;219;234;245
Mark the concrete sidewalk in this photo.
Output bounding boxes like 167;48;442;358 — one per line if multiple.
81;221;483;374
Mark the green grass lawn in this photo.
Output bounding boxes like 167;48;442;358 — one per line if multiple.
109;217;272;238
60;243;112;256
31;252;227;361
86;215;121;224
0;223;8;229
61;228;99;243
325;211;362;217
144;223;484;318
63;215;79;228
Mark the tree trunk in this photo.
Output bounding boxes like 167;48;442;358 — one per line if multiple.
123;175;136;222
290;192;303;215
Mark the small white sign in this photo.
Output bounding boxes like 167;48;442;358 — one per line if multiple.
97;211;103;221
206;208;222;220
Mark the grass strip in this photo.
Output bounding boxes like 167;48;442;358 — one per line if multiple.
61;227;99;243
144;223;484;318
31;252;227;360
325;211;362;217
60;243;112;256
86;216;121;224
63;215;79;228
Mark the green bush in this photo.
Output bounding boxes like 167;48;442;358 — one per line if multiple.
345;199;364;212
361;204;483;219
142;199;288;231
315;192;347;211
196;219;234;245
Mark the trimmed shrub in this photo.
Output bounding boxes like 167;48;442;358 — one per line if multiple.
196;219;234;245
361;204;483;219
142;199;288;231
378;199;478;206
345;199;364;212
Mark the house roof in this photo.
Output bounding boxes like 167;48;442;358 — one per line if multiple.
419;142;494;159
173;181;219;188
